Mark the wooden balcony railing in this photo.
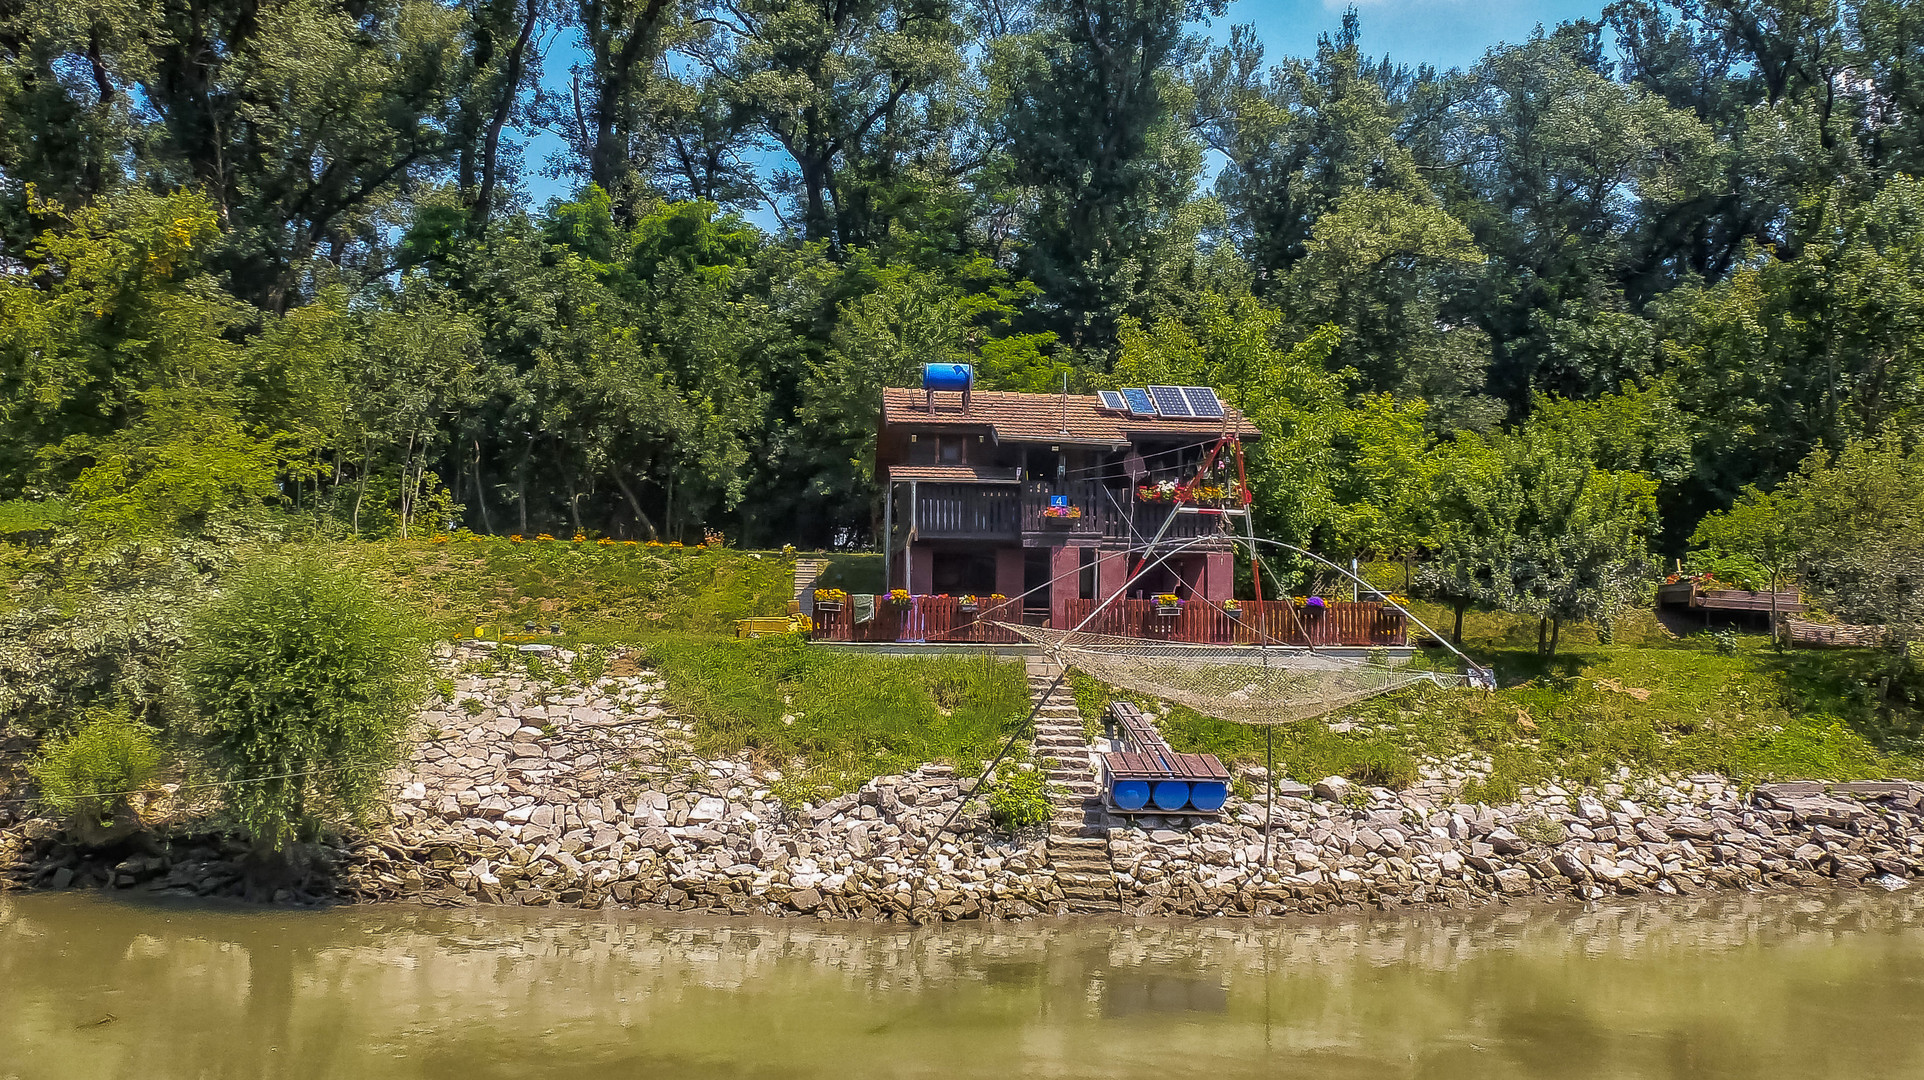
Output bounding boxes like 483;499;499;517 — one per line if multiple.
905;479;1241;548
913;484;1020;539
812;596;1405;647
1019;479;1105;536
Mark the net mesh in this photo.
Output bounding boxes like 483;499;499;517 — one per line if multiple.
1004;624;1464;725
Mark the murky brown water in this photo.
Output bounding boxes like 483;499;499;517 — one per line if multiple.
5;890;1924;1079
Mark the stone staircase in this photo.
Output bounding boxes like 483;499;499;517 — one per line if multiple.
1028;657;1121;914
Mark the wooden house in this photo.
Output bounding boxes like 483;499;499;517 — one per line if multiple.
872;372;1260;629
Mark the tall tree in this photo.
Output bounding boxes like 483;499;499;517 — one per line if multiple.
992;0;1223;352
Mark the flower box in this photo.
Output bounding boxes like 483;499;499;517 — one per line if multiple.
1155;605;1181;617
815;602;842;613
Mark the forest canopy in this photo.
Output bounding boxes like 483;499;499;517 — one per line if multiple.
4;0;1923;561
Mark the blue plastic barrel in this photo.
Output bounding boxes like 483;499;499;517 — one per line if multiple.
1152;780;1191;812
1188;781;1228;813
1108;773;1146;808
922;363;973;391
1111;779;1151;811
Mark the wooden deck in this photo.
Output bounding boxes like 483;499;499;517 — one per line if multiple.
1657;582;1805;613
811;596;1405;647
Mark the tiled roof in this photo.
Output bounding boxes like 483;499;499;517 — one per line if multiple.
887;465;1022;483
881;388;1258;445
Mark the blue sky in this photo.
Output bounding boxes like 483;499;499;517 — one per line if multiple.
519;0;1606;214
1235;0;1602;72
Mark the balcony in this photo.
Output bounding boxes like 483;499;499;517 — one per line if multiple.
905;479;1238;548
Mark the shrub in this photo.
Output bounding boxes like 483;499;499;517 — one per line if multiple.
181;556;427;856
1706;627;1740;656
986;762;1054;830
30;709;163;845
570;645;608;684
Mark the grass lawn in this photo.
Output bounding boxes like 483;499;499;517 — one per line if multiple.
324;535;877;638
639;634;1030;805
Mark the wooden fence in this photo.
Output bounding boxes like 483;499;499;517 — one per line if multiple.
811;598;1027;644
813;596;1405;647
1058;598;1405;647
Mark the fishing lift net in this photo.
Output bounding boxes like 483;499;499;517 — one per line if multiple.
1004;624;1467;726
997;431;1486;728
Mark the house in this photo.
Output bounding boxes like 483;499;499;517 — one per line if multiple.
874;369;1260;629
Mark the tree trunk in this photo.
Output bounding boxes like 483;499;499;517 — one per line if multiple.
476;0;537;229
611;467;658;540
1452;599;1466;645
1770;570;1782;652
1537;617;1548;656
471;438;494;535
1548;618;1561;657
515;442;532;533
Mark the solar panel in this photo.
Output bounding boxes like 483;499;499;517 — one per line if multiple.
1148;385;1194;417
1097;389;1127;411
1120;388;1158;417
1183;386;1225;418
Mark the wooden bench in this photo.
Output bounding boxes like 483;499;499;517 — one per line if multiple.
1099;702;1230;815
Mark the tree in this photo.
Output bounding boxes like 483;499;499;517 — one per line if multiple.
687;0;966;249
1774;438;1924;647
1690;484;1798;646
992;0;1224;351
1425;411;1659;655
181;557;427;865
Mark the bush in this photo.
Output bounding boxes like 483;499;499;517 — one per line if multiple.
30;709;163;845
181;555;427;855
985;762;1054;830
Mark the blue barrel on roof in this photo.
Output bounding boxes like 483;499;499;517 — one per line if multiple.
1188;781;1228;813
1152;780;1191;812
922;363;973;392
1111;779;1151;811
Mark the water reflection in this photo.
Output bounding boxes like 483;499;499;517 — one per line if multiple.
4;891;1924;1079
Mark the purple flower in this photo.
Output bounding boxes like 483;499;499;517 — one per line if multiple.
1307;596;1326;608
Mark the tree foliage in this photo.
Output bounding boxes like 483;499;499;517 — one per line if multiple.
2;0;1923;637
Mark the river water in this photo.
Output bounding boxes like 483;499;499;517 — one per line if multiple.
5;891;1924;1080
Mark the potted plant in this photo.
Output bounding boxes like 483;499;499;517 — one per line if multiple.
1042;504;1083;522
958;594;980;612
888;588;913;608
814;588;848;612
1222;598;1243;618
1154;593;1182;617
